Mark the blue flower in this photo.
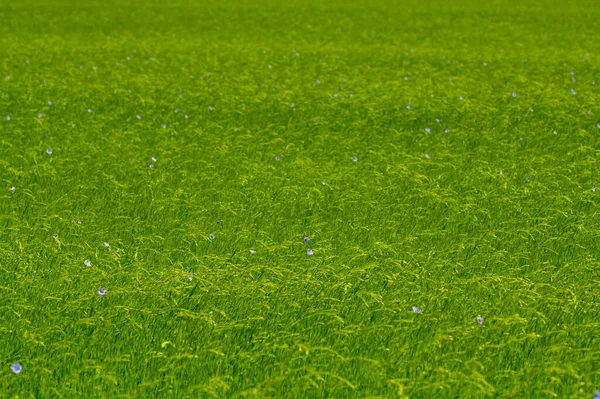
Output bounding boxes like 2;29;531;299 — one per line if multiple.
275;156;280;161
477;316;484;324
209;234;215;240
594;389;600;399
84;260;91;267
303;237;310;244
307;248;313;255
10;363;22;374
250;249;256;254
98;288;106;296
412;306;422;313
352;156;358;162
217;221;221;225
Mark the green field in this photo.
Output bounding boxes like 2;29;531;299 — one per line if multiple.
2;0;600;397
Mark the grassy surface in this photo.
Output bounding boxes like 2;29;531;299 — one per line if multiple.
1;0;600;397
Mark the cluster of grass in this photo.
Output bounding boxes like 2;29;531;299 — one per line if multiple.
1;0;600;397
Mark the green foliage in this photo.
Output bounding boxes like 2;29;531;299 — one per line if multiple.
1;0;600;397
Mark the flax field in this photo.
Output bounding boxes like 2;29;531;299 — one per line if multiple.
1;0;600;397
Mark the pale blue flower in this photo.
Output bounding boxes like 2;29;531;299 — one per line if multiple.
209;234;215;240
10;363;22;374
6;116;10;121
412;306;422;313
38;113;43;118
46;149;53;155
98;288;106;296
477;316;484;324
307;248;313;255
104;242;109;247
352;156;358;162
250;249;256;254
84;260;91;267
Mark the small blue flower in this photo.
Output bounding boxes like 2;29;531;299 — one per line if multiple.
209;234;215;240
425;154;429;159
511;92;516;97
84;260;91;267
104;242;109;247
275;156;280;161
46;149;52;155
149;164;154;168
352;156;358;162
307;248;313;255
10;363;22;374
217;221;221;225
477;316;484;324
592;186;596;192
303;237;310;244
290;103;295;108
406;105;411;110
412;306;422;313
38;113;43;118
571;88;576;95
525;176;529;182
162;124;166;129
445;129;450;133
88;108;92;113
6;115;10;120
98;288;106;296
553;130;557;135
499;170;503;175
250;249;256;254
48;100;52;105
593;389;600;399
425;127;430;133
333;94;338;99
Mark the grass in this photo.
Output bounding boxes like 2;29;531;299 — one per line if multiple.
1;0;600;397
